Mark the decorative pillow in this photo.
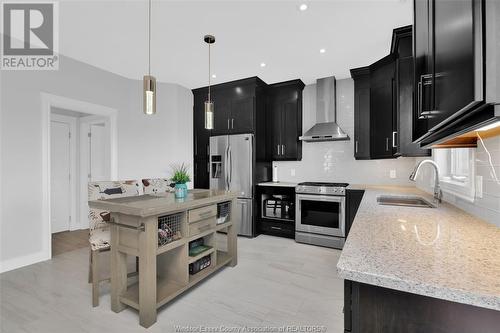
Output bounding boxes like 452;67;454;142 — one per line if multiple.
142;178;174;194
87;180;142;232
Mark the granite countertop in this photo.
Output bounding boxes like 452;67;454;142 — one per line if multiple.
257;182;298;187
89;189;237;217
337;185;500;311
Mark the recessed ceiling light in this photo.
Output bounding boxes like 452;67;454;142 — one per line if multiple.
299;4;308;11
211;74;217;78
320;48;326;53
260;62;266;67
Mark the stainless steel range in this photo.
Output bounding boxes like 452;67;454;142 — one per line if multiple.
295;182;348;249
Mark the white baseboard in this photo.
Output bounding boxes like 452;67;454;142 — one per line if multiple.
0;250;50;274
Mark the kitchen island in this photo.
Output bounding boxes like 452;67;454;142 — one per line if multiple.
89;189;238;328
338;186;500;332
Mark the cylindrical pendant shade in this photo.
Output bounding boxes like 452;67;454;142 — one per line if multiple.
205;100;214;129
143;75;156;115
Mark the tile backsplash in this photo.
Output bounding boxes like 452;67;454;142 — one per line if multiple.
273;78;418;185
415;135;500;226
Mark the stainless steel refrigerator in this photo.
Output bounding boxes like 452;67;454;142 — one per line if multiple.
209;134;253;236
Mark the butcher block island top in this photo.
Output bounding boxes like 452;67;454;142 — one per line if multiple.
89;190;238;328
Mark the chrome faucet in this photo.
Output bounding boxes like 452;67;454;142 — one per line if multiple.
409;159;442;203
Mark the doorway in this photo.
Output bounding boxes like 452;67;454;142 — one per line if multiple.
42;93;118;259
49;108;112;256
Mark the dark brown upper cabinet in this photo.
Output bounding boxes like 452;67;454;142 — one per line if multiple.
351;25;432;160
392;25;431;157
266;80;305;161
370;55;397;159
192;77;268;188
414;0;499;148
351;56;396;160
352;67;371;160
208;78;266;136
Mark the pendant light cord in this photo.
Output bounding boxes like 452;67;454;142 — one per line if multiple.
208;42;211;102
148;0;151;76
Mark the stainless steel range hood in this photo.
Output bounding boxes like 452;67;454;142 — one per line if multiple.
299;76;350;142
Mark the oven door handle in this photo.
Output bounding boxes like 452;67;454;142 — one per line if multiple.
296;193;345;203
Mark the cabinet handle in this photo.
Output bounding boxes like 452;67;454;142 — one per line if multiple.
207;161;210;173
277;144;280;156
355;140;358;154
270;226;282;230
281;145;285;156
392;131;397;148
231;118;234;129
386;138;389;151
227;118;230;129
417;78;423;118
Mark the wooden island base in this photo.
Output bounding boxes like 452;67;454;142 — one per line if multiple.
90;191;238;328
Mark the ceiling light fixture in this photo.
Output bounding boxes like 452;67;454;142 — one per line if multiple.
320;48;326;53
299;4;308;11
204;34;216;130
260;62;266;67
143;0;156;115
212;74;217;78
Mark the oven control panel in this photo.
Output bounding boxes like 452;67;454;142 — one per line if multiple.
296;185;346;196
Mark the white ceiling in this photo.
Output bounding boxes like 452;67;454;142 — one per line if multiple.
59;0;412;89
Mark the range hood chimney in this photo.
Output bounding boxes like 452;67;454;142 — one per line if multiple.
299;76;350;142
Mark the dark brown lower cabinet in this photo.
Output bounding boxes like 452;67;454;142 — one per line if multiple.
344;280;500;333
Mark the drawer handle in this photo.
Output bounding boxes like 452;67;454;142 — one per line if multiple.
198;210;214;218
198;224;212;232
270;226;282;230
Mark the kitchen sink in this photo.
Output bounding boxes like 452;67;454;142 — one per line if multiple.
377;195;436;208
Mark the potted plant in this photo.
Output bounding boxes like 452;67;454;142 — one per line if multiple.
170;163;191;198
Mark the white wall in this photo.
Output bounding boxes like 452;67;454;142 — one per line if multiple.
415;136;500;226
0;55;193;272
274;78;418;185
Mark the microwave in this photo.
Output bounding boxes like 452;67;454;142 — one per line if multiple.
262;196;294;221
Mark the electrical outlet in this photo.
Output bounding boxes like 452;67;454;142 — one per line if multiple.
475;176;483;198
291;168;296;176
390;169;397;179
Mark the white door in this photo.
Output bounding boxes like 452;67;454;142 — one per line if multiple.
80;119;111;228
89;123;109;181
51;121;71;233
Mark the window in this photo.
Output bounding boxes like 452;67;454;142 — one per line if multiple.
434;148;475;201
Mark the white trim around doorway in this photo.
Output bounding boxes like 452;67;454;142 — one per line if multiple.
41;93;118;260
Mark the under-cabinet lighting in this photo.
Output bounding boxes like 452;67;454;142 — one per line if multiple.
477;120;500;131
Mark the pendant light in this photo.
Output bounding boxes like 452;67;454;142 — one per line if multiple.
204;34;215;129
143;0;156;115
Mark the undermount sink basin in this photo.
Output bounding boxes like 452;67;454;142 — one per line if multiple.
377;195;436;208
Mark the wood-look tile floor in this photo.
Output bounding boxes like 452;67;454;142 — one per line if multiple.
0;235;345;333
52;229;89;256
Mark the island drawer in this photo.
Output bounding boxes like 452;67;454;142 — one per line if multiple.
188;205;217;223
188;217;216;237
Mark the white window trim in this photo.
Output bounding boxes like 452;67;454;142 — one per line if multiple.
434;149;476;202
